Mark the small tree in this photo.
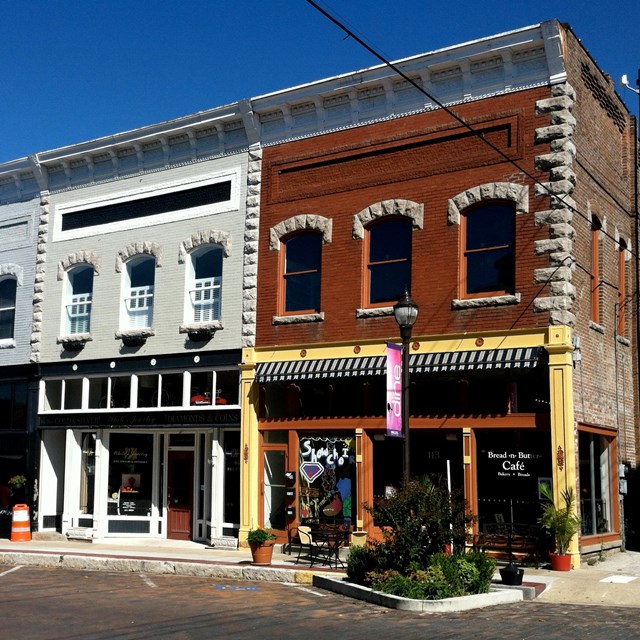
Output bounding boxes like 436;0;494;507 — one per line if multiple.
365;476;475;574
538;483;581;556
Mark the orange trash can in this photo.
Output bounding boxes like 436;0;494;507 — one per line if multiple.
10;504;31;542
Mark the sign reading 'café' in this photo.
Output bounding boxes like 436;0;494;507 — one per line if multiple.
484;450;544;478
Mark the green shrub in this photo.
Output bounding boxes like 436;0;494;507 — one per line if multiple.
366;476;475;574
346;543;380;586
347;477;495;600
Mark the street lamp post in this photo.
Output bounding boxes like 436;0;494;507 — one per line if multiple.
393;291;419;486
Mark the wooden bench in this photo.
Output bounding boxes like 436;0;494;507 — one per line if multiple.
473;523;550;567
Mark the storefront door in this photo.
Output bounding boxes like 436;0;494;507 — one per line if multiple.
167;450;194;540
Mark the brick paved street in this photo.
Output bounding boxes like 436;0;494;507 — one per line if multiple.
1;566;639;639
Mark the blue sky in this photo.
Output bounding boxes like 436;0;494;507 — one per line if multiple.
1;0;639;164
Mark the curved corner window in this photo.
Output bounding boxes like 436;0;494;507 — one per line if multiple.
366;219;411;305
283;232;322;313
0;277;17;340
65;265;94;334
188;246;223;323
123;256;155;329
463;203;514;296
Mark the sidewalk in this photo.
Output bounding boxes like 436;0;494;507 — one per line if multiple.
1;534;639;608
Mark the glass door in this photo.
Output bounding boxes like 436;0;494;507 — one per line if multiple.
263;449;286;530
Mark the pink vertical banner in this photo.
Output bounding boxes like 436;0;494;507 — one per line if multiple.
386;342;403;438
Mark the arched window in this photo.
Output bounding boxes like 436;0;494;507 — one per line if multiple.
122;255;156;329
282;232;322;313
65;265;94;334
0;276;17;340
366;218;412;305
462;203;515;296
187;245;223;323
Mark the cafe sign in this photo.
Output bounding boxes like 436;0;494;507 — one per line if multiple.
486;450;543;479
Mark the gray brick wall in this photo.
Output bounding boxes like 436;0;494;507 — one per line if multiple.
0;198;38;366
37;154;248;363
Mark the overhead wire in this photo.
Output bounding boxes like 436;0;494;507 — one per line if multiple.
304;0;637;262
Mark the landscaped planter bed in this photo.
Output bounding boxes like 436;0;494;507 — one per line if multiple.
313;574;523;613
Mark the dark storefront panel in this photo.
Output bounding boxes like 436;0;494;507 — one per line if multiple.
475;429;551;530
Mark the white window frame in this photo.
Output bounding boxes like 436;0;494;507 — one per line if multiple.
185;246;223;325
54;169;240;241
121;256;155;330
0;275;17;343
63;266;93;335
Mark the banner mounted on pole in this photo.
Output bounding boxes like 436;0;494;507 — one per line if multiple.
386;342;402;438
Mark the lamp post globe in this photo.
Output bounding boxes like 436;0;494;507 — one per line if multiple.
393;290;418;485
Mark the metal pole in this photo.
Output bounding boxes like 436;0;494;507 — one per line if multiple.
402;326;411;486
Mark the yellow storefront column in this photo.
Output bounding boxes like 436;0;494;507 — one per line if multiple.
239;348;259;544
546;326;580;568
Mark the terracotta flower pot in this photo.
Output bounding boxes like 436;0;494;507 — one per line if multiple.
249;540;275;566
549;552;571;571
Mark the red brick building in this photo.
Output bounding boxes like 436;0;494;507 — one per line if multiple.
240;20;637;564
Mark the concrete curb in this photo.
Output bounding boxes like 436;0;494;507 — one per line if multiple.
0;551;316;584
313;574;523;612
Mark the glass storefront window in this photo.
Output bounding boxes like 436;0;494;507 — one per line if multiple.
160;373;183;407
137;374;159;408
579;431;613;535
44;380;62;411
298;434;356;525
190;371;213;405
111;376;131;409
108;433;154;517
64;379;83;410
216;370;239;405
80;433;96;514
88;378;108;409
475;430;551;530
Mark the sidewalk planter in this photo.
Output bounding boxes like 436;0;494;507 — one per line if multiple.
247;527;277;566
249;541;275;565
538;484;580;571
499;563;524;585
548;553;571;572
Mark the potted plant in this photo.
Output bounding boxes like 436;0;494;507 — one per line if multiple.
8;475;26;491
247;527;277;566
538;483;581;571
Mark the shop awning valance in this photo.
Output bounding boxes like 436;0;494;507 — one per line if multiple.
255;347;543;382
410;347;543;373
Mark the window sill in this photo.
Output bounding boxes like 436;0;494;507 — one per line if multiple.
115;328;155;347
180;321;223;341
272;313;324;325
617;335;630;347
589;321;605;335
0;339;15;349
451;293;521;310
355;306;393;319
57;333;92;351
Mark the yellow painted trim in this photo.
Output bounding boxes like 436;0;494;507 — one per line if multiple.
252;328;550;364
546;326;580;568
239;347;259;541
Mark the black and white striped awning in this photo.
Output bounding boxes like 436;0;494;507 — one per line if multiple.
255;356;387;382
410;347;543;373
255;347;543;382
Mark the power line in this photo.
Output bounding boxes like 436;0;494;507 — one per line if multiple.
305;0;637;260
